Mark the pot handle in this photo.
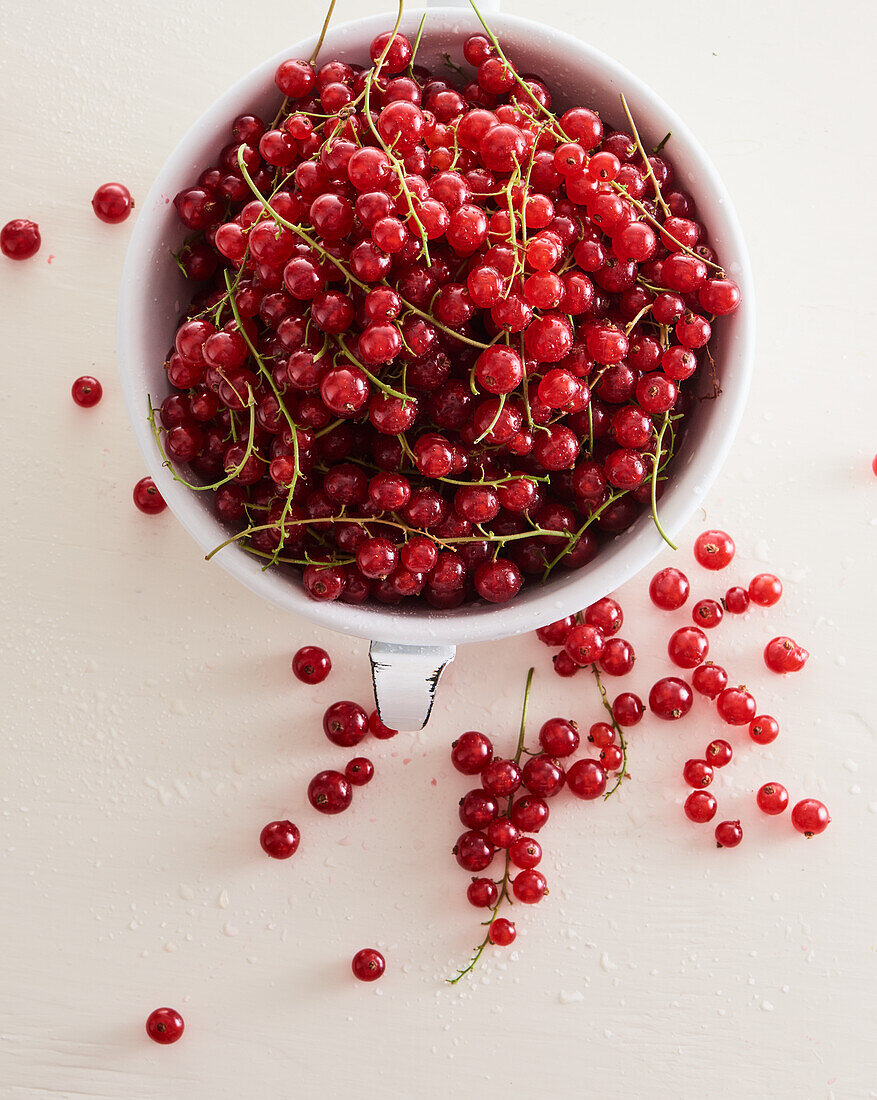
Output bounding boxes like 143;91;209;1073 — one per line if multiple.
369;641;456;731
426;0;501;11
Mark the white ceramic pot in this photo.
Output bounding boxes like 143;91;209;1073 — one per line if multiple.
117;0;754;731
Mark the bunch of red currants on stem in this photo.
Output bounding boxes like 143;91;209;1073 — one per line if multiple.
150;4;742;610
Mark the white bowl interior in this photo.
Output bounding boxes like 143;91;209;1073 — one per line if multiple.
118;6;754;647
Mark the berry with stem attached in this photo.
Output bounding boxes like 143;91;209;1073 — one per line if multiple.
756;782;789;815
308;770;352;814
716;686;757;726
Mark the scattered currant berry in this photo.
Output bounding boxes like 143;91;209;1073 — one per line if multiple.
71;376;103;407
260;819;301;858
132;476;166;514
92;182;134;223
692;662;728;699
706;739;733;767
369;711;398;739
538;717;579;757
716;686;757;726
512;868;548;903
308;770;352;814
684;790;717;823
1;218;41;259
351;948;385;981
599;637;635;676
584;597;623;635
749;573;783;607
649;567;690;610
667;626;709;669
146;1007;184;1044
345;757;374;786
748;715;779;745
563;623;605;666
612;692;644;727
764;636;809;674
790;799;830;837
724;586;750;614
566;758;607;799
682;759;713;788
714;820;743;848
692;598;723;629
451;732;493;775
489;917;516;946
323;701;368;746
756;782;789;815
553;651;581;678
292;645;331;684
693;529;735;570
649;677;694;720
467;878;499;908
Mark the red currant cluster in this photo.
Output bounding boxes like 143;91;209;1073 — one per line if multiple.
448;667;625;980
152;10;741;609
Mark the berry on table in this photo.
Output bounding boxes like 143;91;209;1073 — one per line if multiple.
538;717;579;757
563;623;605;666
1;218;41;259
684;790;717;823
756;782;789;815
369;710;398;739
790;798;830;837
682;759;713;788
133;476;166;514
292;645;331;684
649;567;690;610
451;732;493;774
566;758;607;799
323;701;368;746
692;598;723;629
706;739;733;767
764;636;809;674
345;757;374;786
749;715;779;745
71;376;103;407
715;820;743;848
489;918;516;946
692;662;728;699
454;830;495;872
92;182;134;223
308;770;352;814
649;677;694;720
749;573;783;607
260;819;301;858
510;796;549;832
584;597;623;635
724;586;750;614
509;836;542;869
536;616;574;646
668;626;709;669
612;692;644;726
716;686;757;726
693;529;735;570
146;1007;184;1044
352;948;385;981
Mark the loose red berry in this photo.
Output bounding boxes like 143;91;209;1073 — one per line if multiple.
724;586;750;614
292;645;331;684
684;790;717;823
584;596;623;635
714;820;743;848
706;739;733;767
323;701;368;746
692;662;728;699
693;529;735;570
764;636;809;674
538;717;579;757
756;782;789;815
612;692;644;727
92;182;134;223
133;476;166;514
749;573;783;607
649;677;693;720
1;218;41;260
369;710;398;739
308;770;352;814
146;1007;184;1044
716;686;757;726
563;623;605;666
692;598;723;629
749;715;779;745
566;758;607;799
682;759;713;788
790;799;830;837
260;819;301;858
71;376;103;407
345;757;374;786
667;626;709;669
649;567;690;610
351;948;385;981
454;830;495;872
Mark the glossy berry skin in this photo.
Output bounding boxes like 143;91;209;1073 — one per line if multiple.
649;567;690;610
92;182;134;223
146;1007;184;1044
536;617;574;646
132;476;166;515
724;586;750;614
706;739;733;768
538;717;579;757
459;789;500;830
683;759;713;788
600;744;623;770
512;868;548;903
649;677;693;720
684;790;717;823
612;692;644;727
451;732;493;775
292;645;331;684
749;715;779;745
692;662;728;699
588;722;615;749
749;573;783;607
692;599;723;629
486;816;519;849
510;796;549;833
716;687;757;726
351;948;385;982
489;917;516;946
71;376;103;407
764;636;809;674
566;758;607;800
584;597;623;635
369;711;398;739
552;651;580;678
308;770;352;814
521;755;565;798
756;782;789;815
260;819;301;858
715;820;743;848
693;529;735;570
345;757;374;786
564;623;605;666
454;830;495;871
1;218;41;259
668;626;709;669
599;637;635;676
323;701;368;746
481;758;522;797
790;799;830;837
467;878;499;907
509;836;542;869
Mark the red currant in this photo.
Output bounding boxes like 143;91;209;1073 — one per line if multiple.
308;770;352;814
716;687;757;726
649;677;693;720
684;790;717;823
260;820;301;858
749;573;783;607
790;799;830;837
451;732;493;774
133;476;166;515
351;947;385;981
764;636;809;674
489;917;516;946
146;1008;184;1044
706;739;733;767
649;567;690;610
756;782;788;815
292;645;331;684
714;820;743;848
71;376;103;407
748;715;779;745
92;182;134;223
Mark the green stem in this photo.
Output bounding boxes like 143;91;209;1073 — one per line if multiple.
650;412;676;550
589;665;629;798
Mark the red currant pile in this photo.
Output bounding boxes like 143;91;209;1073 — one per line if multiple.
152;12;741;609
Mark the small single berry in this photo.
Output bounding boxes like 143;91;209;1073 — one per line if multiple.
649;677;694;720
323;701;368;746
716;686;757;726
706;739;733;767
369;710;398;739
790;798;830;837
749;573;782;607
146;1007;184;1044
92;182;134;223
693;529;735;570
538;717;579;757
749;715;779;745
566;758;607;799
1;218;41;260
133;476;166;514
292;645;331;684
692;662;728;699
512;868;548;903
612;692;644;726
756;782;789;815
682;759;713;788
724;586;750;614
308;770;352;814
684;790;717;823
649;567;690;610
692;598;723;629
764;636;809;674
351;948;385;981
668;626;709;669
71;376;103;408
715;820;743;848
345;757;374;786
260;819;301;859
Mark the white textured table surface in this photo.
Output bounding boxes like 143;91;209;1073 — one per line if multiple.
2;1;876;1097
